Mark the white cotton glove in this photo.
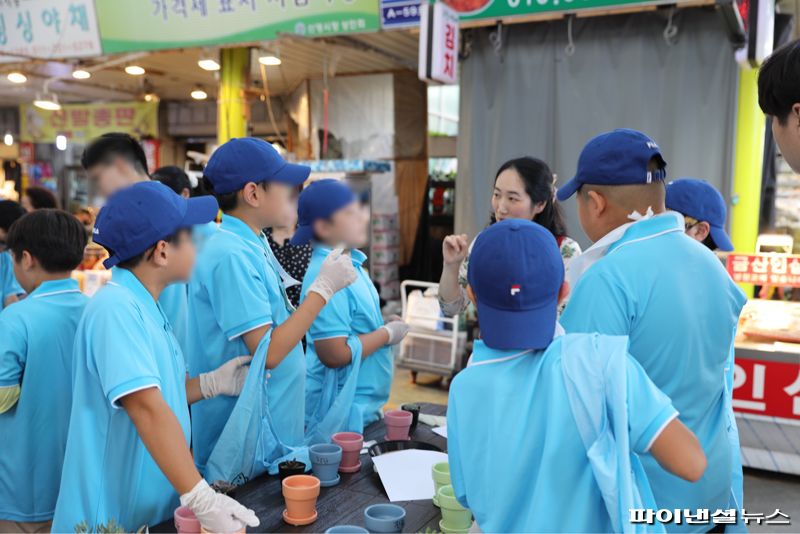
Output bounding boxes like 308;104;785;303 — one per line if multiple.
381;315;410;345
181;479;259;533
308;248;358;303
199;356;253;399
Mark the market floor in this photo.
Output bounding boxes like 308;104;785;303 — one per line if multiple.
387;370;800;532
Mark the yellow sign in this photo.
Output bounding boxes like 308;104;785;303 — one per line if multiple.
19;101;158;143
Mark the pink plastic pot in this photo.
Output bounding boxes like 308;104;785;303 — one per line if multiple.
174;506;201;534
384;410;413;441
332;432;364;473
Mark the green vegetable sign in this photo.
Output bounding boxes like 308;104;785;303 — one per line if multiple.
446;0;668;21
94;0;381;54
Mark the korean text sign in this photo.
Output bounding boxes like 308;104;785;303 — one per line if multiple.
733;358;800;421
94;0;380;54
726;254;800;287
418;1;459;84
19;102;159;143
0;0;101;60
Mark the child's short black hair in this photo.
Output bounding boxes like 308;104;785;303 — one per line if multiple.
113;229;188;270
0;200;26;233
81;132;149;175
202;176;269;213
759;40;800;123
152;166;192;196
24;186;59;209
6;210;87;272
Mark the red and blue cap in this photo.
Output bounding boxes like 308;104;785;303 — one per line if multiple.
204;137;310;195
468;219;564;350
557;129;668;201
290;179;358;246
93;181;218;268
666;178;734;251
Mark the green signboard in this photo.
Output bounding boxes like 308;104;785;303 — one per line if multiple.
447;0;667;22
95;0;381;54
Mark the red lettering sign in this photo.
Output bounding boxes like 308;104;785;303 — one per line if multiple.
733;358;800;420
727;254;800;287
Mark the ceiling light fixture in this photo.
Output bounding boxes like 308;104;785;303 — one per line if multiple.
7;72;27;84
56;134;68;151
125;65;146;76
72;69;91;79
190;86;208;100
3;133;12;146
258;55;281;66
144;92;159;102
33;92;61;111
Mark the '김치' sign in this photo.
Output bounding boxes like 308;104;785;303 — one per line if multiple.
733;358;800;420
726;253;800;287
418;1;459;84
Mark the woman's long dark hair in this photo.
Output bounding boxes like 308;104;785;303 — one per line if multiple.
491;157;568;237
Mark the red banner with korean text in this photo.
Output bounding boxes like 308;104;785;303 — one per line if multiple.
733;358;800;420
19;101;158;143
726;254;800;287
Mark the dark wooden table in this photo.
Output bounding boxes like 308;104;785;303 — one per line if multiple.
153;403;448;533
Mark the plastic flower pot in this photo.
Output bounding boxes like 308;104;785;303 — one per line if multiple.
174;505;201;534
325;526;369;534
431;462;451;507
278;459;307;481
437;485;473;531
309;443;343;487
282;474;321;526
384;409;413;441
364;503;406;533
439;520;471;534
400;403;421;436
332;431;364;473
200;528;245;534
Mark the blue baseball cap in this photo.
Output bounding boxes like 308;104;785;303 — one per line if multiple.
666;178;734;251
290;179;358;246
204;137;310;195
94;181;218;268
556;129;668;201
468;219;564;350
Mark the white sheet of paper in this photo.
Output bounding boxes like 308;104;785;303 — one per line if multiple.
432;426;447;439
372;449;449;502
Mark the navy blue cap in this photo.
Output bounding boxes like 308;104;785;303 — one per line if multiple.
290;179;357;246
94;181;218;268
468;219;564;350
557;129;668;201
666;178;734;251
204;137;310;195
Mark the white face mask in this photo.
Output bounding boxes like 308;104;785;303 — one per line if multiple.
565;207;657;289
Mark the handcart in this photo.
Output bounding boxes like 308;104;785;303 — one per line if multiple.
396;280;467;384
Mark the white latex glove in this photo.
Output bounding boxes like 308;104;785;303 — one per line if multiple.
180;479;260;534
381;315;410;345
442;234;469;266
308;248;358;303
199;356;253;399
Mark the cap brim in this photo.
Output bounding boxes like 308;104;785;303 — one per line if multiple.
289;224;314;246
180;196;219;227
556;178;581;202
710;225;734;252
476;298;558;350
102;255;121;269
271;162;311;186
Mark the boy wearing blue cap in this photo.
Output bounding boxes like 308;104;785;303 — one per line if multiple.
557;129;747;531
187;139;357;470
0;210;87;532
0;200;26;309
666;178;734;251
52;182;259;533
447;219;706;533
294;179;409;443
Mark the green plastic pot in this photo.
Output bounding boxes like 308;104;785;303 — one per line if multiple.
431;462;450;507
437;485;472;531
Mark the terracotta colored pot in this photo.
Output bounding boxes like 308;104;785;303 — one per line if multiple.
174;506;201;534
199;528;245;534
437;485;472;531
332;431;364;473
282;474;321;526
384;410;413;441
431;462;451;507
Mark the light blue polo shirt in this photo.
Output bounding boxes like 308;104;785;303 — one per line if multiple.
562;213;747;532
187;214;305;471
0;251;23;309
447;338;676;533
0;278;87;522
52;268;190;533
302;245;391;432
